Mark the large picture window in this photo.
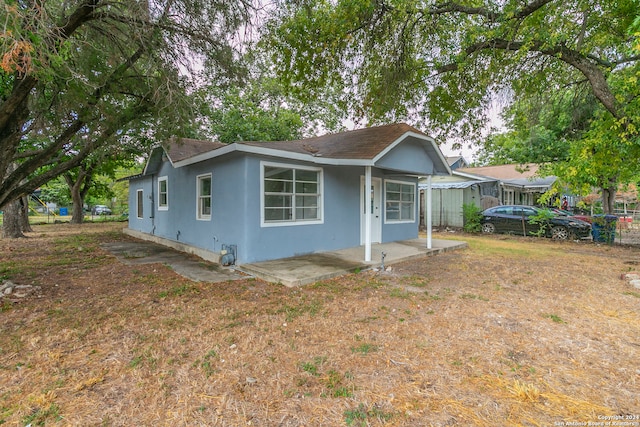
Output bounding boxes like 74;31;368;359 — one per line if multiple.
196;174;212;220
158;176;168;210
262;163;322;225
385;180;415;222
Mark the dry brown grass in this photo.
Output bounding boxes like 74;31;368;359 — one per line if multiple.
1;222;639;426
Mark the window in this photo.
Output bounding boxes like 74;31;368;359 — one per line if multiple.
158;176;168;210
494;206;513;215
503;189;515;205
262;163;322;225
385;180;415;222
136;189;143;219
196;174;212;220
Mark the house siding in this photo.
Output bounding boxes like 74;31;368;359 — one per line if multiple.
128;153;422;264
375;139;435;175
242;158;363;263
128;177;154;231
127;154;249;259
381;177;420;241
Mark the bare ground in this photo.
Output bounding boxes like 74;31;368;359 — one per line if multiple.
1;222;639;426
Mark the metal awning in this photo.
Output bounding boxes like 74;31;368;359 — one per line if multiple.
418;181;490;190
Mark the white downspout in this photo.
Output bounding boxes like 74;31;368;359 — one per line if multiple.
426;174;432;249
365;166;372;262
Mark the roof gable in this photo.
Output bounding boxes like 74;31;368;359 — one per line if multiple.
446;156;469;170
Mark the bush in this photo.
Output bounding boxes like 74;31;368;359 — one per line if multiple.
462;203;483;233
528;208;555;237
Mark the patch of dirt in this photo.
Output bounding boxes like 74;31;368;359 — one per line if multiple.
1;222;639;426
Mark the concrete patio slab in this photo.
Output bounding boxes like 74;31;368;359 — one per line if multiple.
238;238;467;287
104;236;467;286
102;241;247;283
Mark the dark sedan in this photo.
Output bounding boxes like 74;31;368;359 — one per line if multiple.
481;205;592;240
92;205;112;215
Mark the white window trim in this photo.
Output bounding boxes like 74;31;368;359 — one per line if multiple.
158;176;169;211
260;160;324;227
196;173;212;221
384;179;416;224
136;189;144;219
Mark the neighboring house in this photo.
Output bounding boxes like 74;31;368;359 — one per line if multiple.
418;163;555;228
445;155;469;170
126;123;451;265
458;164;556;206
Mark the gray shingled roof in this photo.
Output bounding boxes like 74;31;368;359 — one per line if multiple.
140;123;451;178
163;123;428;163
240;123;424;160
163;138;227;163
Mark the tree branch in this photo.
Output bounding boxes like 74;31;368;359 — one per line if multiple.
0;1;100;132
429;2;500;21
428;0;554;22
0;101;150;207
1;41;149;208
58;0;101;38
440;37;623;119
512;0;555;20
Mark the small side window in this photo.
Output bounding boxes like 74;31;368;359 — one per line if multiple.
136;189;144;219
196;174;212;221
158;177;168;211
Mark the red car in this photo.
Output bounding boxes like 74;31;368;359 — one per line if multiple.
547;207;592;223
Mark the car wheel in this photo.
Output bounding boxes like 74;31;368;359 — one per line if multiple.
551;226;569;240
482;223;496;234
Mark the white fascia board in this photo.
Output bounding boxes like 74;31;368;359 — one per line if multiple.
235;144;374;166
372;131;415;162
172;143;238;168
172;142;374;168
142;160;151;176
142;146;165;176
432;144;453;175
451;170;498;181
372;131;452;175
410;132;452;176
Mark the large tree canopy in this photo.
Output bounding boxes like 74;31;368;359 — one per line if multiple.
198;74;347;143
475;89;596;166
267;0;640;147
0;0;253;214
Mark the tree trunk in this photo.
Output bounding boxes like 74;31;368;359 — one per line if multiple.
20;195;33;232
70;185;85;224
602;185;616;215
64;167;94;225
2;198;26;238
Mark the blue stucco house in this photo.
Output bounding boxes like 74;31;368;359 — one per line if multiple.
126;123;451;265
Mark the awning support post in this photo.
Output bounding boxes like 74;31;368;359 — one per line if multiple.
426;175;432;249
365;166;372;262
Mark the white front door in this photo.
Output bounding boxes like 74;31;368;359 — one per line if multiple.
360;176;382;244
